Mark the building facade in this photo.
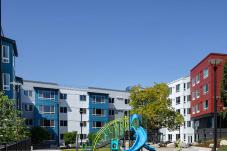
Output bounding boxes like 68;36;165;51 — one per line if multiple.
190;53;227;141
0;36;23;109
21;80;131;145
160;76;194;144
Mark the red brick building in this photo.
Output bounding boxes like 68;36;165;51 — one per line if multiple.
190;53;227;141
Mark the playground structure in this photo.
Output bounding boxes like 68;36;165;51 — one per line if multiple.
92;114;156;151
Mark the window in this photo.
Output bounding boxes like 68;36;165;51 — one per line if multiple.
24;104;33;112
80;134;87;139
60;120;67;126
203;84;208;94
196;89;200;98
109;109;115;116
187;121;191;127
60;134;64;140
40;119;54;127
39;105;55;114
176;109;180;113
187;82;190;89
184;96;186;103
92;95;105;103
168;134;172;142
176;84;180;92
109;97;114;103
196;104;200;113
80;108;86;114
176;134;180;140
125;99;130;104
124;111;129;116
60;93;67;99
196;74;200;84
60;107;67;113
192;78;195;86
25;119;33;126
187;108;191;114
184;83;186;91
176;97;180;105
80;95;86;101
80;121;87;127
184;108;186;116
38;90;55;99
2;73;10;91
203;100;208;110
192;106;195;114
187;95;191;102
24;90;32;97
92;109;105;116
203;68;208;79
192;92;195;100
2;45;10;63
184;121;186;128
92;121;104;128
169;87;172;94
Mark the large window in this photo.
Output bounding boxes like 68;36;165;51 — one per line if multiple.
125;99;130;104
2;45;9;63
203;84;208;94
187;95;191;102
187;82;190;89
38;90;55;99
92;109;105;116
60;107;67;113
92;95;105;103
196;104;200;113
2;73;10;91
196;74;200;84
40;119;54;127
203;68;208;79
60;120;67;126
109;97;114;103
109;109;115;116
24;90;32;97
176;84;180;92
80;95;86;101
24;104;33;112
192;78;195;86
176;97;180;105
203;100;208;110
196;89;200;98
187;121;191;127
168;134;172;142
92;121;104;128
39;105;55;114
192;92;195;100
25;119;33;126
80;121;87;127
80;108;86;114
169;87;172;94
187;108;191;114
60;93;67;99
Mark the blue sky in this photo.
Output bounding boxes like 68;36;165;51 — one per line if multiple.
2;0;227;89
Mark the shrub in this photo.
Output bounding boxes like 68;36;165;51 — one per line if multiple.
64;131;77;145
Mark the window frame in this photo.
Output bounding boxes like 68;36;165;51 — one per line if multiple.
2;73;10;91
2;45;10;63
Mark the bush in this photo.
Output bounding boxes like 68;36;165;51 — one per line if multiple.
218;146;227;151
30;127;50;144
64;131;77;145
88;132;97;145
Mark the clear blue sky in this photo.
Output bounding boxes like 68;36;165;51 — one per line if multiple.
2;0;227;89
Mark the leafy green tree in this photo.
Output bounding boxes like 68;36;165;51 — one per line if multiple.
0;92;29;143
88;132;97;145
221;59;227;107
30;127;50;144
129;83;184;131
64;131;77;145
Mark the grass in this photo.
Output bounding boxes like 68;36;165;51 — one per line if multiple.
218;146;227;151
61;148;109;151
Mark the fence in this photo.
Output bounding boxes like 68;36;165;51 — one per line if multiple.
0;138;31;151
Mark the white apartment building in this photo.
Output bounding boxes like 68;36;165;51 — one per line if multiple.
160;76;194;144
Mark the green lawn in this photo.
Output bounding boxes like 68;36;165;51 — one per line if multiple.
61;148;109;151
218;146;227;151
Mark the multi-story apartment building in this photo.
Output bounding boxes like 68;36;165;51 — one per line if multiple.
21;80;131;145
0;36;23;109
191;53;227;141
160;76;194;144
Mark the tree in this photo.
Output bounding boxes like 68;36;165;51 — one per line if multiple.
0;92;29;143
64;131;77;145
129;83;184;131
88;132;97;145
30;127;50;144
221;59;227;107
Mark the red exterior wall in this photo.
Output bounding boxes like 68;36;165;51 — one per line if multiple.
190;53;227;119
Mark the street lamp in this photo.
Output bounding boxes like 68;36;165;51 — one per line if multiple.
209;58;222;151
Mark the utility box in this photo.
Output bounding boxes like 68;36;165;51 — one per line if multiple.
110;139;119;151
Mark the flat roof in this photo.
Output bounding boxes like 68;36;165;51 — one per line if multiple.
88;87;128;93
191;53;227;72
